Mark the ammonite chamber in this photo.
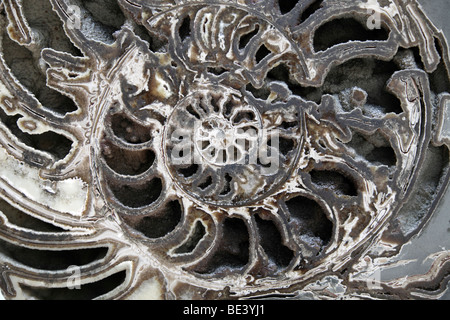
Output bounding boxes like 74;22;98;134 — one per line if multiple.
0;0;449;300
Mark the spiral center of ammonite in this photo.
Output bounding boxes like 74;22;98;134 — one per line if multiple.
195;113;258;166
163;86;300;207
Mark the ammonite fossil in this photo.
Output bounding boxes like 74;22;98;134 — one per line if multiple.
0;0;449;300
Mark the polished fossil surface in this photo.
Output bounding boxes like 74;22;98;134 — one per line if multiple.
0;0;449;300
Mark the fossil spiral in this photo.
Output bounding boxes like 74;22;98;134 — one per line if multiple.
0;0;449;300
